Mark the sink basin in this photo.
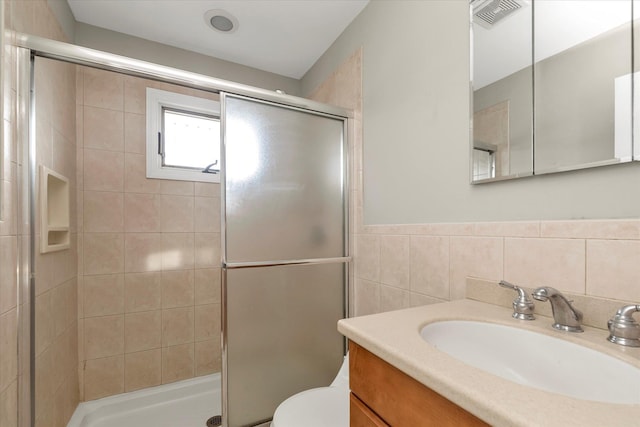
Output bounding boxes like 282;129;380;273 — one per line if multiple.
420;320;640;404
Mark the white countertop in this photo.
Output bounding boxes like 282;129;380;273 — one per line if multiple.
337;299;640;427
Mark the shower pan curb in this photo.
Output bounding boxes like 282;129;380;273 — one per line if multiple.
67;373;221;427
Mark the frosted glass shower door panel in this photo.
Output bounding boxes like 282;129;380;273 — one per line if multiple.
225;263;345;427
223;95;346;263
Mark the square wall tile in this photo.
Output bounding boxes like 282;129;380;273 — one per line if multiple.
0;236;17;314
409;293;446;308
160;195;194;232
355;234;380;282
123;153;161;194
474;221;540;238
124;193;161;233
195;304;220;342
125;311;161;353
504;237;585;294
83;67;124;111
541;220;640;240
194;182;220;197
0;309;18;393
83;191;124;232
161;180;194;196
354;279;380;316
194;233;220;269
83;106;124;152
587;240;640;301
35;292;54;357
162;233;194;271
123;76;147;114
161;270;194;309
450;236;503;300
162;344;194;384
380;235;410;289
84;315;124;360
76;67;84;105
83;355;124;401
50;280;76;336
162;307;194;347
194;197;220;233
124;113;145;154
380;285;410;313
124;272;162;313
35;347;54;421
194;268;221;305
83;274;124;317
124;349;161;392
124;233;163;273
410;235;449;300
83;149;124;192
83;233;124;275
195;340;220;376
0;380;18;427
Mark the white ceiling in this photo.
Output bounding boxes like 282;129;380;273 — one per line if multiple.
67;0;369;79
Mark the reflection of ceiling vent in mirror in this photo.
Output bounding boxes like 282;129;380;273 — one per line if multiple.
471;0;527;29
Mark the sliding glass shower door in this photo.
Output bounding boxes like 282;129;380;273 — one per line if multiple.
221;93;349;427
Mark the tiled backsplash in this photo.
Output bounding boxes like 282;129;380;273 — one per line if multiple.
466;277;631;331
354;220;640;317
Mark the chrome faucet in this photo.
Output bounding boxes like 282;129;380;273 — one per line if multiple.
607;304;640;347
498;280;535;320
532;287;583;332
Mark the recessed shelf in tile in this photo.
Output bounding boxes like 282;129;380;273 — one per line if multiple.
40;165;70;253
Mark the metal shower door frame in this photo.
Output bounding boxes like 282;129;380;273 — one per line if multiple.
220;92;350;427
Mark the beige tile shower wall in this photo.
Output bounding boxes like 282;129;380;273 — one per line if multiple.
2;1;78;427
354;220;640;316
77;67;222;401
33;56;79;427
0;21;20;427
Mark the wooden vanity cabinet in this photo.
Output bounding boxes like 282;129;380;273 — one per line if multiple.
349;342;489;427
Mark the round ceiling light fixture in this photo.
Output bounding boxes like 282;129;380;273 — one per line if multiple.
204;9;238;34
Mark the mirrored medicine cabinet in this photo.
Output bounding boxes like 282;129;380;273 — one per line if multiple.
470;0;639;183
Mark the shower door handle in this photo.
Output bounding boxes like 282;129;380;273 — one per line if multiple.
223;256;351;269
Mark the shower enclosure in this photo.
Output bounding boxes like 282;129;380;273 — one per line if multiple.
17;34;350;427
222;94;349;426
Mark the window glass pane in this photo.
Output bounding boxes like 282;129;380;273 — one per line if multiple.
163;108;220;170
472;148;495;181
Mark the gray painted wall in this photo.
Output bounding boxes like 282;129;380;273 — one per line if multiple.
74;22;301;95
302;0;640;224
535;24;631;171
47;0;75;40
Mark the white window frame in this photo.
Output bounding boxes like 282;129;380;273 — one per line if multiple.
146;87;221;183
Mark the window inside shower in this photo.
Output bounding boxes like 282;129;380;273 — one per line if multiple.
146;88;221;183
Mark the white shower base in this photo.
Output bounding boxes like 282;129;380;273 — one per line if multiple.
67;374;221;427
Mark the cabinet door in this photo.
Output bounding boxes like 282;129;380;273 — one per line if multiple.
349;342;489;427
350;393;389;427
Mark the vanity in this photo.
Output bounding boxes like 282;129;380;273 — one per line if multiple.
338;299;640;426
349;341;487;426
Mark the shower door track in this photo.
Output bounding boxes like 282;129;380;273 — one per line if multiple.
14;33;352;119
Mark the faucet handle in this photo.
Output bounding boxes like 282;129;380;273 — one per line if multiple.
607;304;640;347
499;280;535;320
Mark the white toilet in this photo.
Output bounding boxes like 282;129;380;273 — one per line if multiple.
271;354;350;427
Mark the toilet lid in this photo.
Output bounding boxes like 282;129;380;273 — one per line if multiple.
272;386;349;427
